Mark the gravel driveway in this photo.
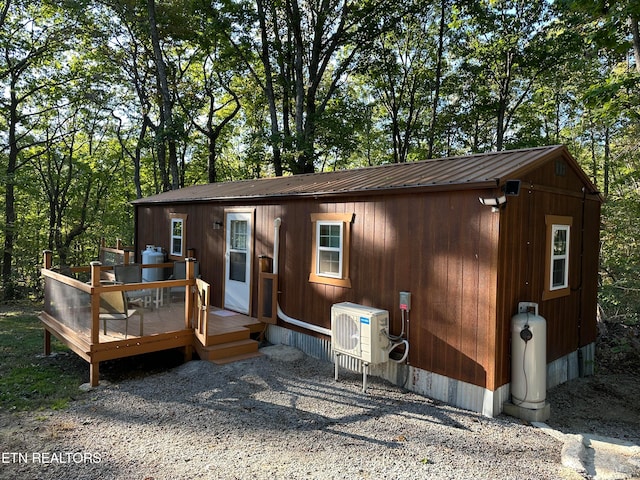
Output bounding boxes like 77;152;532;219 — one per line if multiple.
1;345;577;480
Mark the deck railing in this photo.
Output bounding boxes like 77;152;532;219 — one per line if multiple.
40;251;199;386
99;237;133;265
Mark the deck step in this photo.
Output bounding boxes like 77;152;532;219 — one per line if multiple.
246;322;267;335
210;351;263;365
205;327;250;346
195;338;259;362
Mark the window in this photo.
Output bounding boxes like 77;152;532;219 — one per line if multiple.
229;219;248;282
543;215;572;300
309;213;353;288
169;213;187;259
317;222;343;278
551;225;569;289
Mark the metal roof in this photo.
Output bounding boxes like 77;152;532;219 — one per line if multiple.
132;145;591;205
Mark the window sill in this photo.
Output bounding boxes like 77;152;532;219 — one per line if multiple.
542;287;570;301
308;273;351;288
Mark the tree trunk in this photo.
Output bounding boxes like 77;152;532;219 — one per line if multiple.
589;120;597;186
495;50;514;151
147;0;179;190
133;118;150;198
604;126;610;198
428;0;447;159
629;16;640;73
2;78;19;294
155;117;170;192
256;0;284;177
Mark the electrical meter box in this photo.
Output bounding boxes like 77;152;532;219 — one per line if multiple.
399;291;411;311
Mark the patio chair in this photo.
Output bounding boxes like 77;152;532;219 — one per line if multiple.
99;289;144;339
168;260;200;302
113;264;156;308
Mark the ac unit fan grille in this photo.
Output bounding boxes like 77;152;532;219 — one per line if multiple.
334;313;360;354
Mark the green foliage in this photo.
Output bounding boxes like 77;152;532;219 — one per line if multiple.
0;309;85;411
599;195;640;323
0;0;638;340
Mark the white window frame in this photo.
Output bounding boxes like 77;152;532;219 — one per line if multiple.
316;221;344;279
169;214;187;259
543;215;572;300
550;224;570;291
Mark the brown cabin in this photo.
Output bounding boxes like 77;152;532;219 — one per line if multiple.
132;145;601;416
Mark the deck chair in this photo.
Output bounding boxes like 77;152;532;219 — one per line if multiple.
99;289;144;339
113;264;156;308
168;260;199;302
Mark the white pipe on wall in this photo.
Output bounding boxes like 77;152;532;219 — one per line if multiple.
273;218;332;337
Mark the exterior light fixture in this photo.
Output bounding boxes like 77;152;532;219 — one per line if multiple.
479;195;507;212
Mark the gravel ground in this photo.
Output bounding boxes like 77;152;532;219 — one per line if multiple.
1;345;583;480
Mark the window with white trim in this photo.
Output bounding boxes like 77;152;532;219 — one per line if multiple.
169;213;187;259
317;221;343;278
543;215;572;300
309;213;353;288
550;224;570;290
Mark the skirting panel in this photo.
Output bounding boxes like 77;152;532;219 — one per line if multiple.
266;324;508;417
547;343;595;389
265;325;595;417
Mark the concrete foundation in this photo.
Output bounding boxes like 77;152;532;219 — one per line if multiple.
503;401;551;422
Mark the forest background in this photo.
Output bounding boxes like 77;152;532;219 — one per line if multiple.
0;0;639;331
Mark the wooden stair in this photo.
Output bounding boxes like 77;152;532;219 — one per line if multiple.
193;309;265;364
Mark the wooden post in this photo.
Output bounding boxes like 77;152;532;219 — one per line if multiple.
89;261;102;387
259;255;272;273
43;250;53;270
183;258;196;363
90;362;99;388
90;261;102;345
183;346;193;363
123;249;131;264
184;258;195;329
90;261;102;288
44;330;51;356
43;250;53;356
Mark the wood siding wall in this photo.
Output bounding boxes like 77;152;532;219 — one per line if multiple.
495;159;601;388
136;189;501;390
274;190;501;391
134;156;600;393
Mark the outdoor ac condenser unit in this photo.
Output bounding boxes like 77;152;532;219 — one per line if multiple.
331;302;389;364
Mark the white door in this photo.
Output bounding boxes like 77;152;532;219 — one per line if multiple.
224;211;253;314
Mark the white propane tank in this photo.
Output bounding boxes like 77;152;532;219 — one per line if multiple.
141;245;164;282
511;302;547;409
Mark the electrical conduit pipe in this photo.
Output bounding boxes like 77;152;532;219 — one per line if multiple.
388;339;409;363
273;218;332;337
386;309;410;363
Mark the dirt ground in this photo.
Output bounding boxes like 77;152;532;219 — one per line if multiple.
545;318;640;444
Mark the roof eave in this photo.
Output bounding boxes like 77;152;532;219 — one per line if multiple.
131;179;500;205
495;145;603;201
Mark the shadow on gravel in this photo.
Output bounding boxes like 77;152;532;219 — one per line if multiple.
80;352;496;452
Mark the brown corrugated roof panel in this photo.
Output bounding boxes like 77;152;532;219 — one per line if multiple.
132;145;587;204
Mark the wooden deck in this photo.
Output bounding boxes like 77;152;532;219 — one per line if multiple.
40;257;268;386
44;302;265;343
41;301;267;386
46;302;188;342
96;305;265;345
